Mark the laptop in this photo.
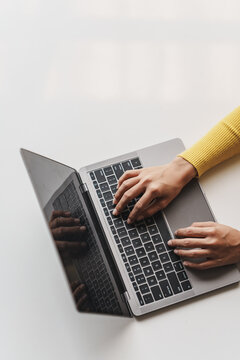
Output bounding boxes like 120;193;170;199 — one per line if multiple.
21;138;240;317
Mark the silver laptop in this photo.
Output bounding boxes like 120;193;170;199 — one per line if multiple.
21;138;240;317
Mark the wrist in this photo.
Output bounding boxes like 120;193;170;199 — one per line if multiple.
171;156;197;186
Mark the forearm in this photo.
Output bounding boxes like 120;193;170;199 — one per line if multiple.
178;106;240;177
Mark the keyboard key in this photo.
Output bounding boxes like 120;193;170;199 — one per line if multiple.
107;175;117;185
93;180;99;189
125;246;135;256
132;238;142;248
121;236;131;247
156;270;166;281
133;282;138;291
128;272;135;282
128;255;138;266
140;233;151;243
147;276;157;286
148;225;158;235
103;166;113;176
94;169;106;183
145;217;154;226
110;226;116;235
90;172;95;180
103;207;109;217
139;283;150;294
100;182;109;192
117;227;127;238
169;250;180;263
100;198;106;207
136;223;147;234
143;293;154;304
129;229;138;239
143;266;154;277
113;218;124;228
136;291;144;306
103;191;113;201
106;201;115;210
136;274;145;285
144;242;154;252
131;158;141;168
151;285;163;301
148;251;158;262
156;243;166;254
139;256;150;267
159;280;173;298
132;264;142;275
96;189;102;198
163;262;174;273
136;247;146;258
174;262;184;272
177;271;188;282
152;260;162;271
152;234;162;244
125;262;131;272
117;244;124;253
121;254;127;263
121;211;130;220
114;235;120;244
167;272;182;294
159;253;170;263
122;160;133;171
107;216;113;225
181;280;192;291
110;184;118;194
113;163;124;179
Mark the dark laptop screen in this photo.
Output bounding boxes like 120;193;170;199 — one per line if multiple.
21;150;127;316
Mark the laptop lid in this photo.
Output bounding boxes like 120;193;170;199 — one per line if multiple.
20;149;130;317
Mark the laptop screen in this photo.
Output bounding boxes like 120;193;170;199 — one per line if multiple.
21;150;128;316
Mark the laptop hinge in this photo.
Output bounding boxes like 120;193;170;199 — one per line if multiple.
79;183;89;193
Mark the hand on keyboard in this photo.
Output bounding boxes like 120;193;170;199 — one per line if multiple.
49;210;88;259
113;157;196;223
70;280;91;312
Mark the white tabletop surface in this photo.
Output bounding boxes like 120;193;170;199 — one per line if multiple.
1;1;240;359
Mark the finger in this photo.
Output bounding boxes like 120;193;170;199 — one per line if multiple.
52;226;86;240
127;190;156;223
70;280;82;291
117;169;141;188
50;216;81;229
175;226;213;238
56;241;88;256
73;283;86;298
174;248;211;258
113;183;143;215
135;198;167;221
168;237;211;248
76;293;88;310
183;259;218;270
191;221;216;228
50;210;71;221
114;177;139;204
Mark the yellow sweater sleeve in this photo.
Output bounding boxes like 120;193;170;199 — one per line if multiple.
178;106;240;177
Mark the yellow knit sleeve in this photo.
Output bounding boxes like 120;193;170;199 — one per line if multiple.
178;106;240;177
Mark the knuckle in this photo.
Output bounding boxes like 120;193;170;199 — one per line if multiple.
183;240;190;247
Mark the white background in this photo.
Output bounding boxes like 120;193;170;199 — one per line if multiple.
1;1;240;359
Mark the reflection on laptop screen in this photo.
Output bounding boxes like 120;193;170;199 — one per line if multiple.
21;150;125;316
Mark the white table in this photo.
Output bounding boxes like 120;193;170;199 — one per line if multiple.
1;2;240;359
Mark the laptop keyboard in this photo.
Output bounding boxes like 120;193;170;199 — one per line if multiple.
89;158;192;307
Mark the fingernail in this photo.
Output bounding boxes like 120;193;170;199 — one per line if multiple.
167;240;172;246
113;198;117;205
65;211;71;216
183;261;188;266
174;249;178;254
112;209;118;216
74;218;80;223
127;218;132;224
174;230;179;235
